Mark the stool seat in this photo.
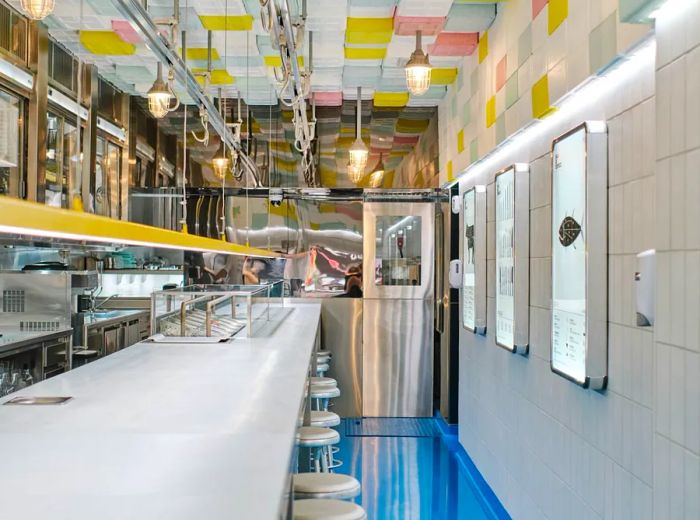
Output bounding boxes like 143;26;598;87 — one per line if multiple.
310;410;340;428
310;376;337;387
294;473;361;499
293;499;366;520
297;427;340;447
310;385;340;399
316;362;330;373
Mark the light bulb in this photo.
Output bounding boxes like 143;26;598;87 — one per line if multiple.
369;169;384;188
347;162;364;184
213;156;229;180
20;0;54;20
348;138;369;172
369;155;385;188
148;92;171;119
405;64;432;96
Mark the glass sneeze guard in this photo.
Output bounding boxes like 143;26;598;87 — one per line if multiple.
150;282;282;341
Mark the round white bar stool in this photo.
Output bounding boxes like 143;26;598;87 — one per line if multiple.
293;499;366;520
310;376;337;388
310;410;340;428
308;412;342;469
293;473;361;500
310;385;340;411
297;427;340;473
315;362;330;377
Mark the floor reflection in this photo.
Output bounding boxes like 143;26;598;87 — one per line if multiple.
335;419;496;520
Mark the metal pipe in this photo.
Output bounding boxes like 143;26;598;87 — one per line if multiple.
113;0;260;185
356;86;361;140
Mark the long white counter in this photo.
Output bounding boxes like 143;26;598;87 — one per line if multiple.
0;302;320;520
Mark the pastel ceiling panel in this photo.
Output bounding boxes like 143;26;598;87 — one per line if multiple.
212;32;259;57
344;46;387;61
111;20;142;44
115;65;155;82
342;87;375;99
79;31;136;55
374;91;409;107
184;47;221;61
342;66;381;88
307;32;344;68
314;92;344;106
311;67;344;90
377;67;408;91
346;17;394;44
396;0;453;18
444;4;497;32
224;56;266;77
394;16;445;36
305;0;348;31
199;15;254;31
347;0;397;18
428;32;478;56
431;67;458;85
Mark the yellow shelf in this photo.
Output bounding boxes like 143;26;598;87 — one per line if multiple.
0;196;277;258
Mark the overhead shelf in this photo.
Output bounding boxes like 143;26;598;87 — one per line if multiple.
0;196;277;258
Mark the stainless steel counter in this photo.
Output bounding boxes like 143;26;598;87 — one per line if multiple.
0;329;72;356
82;309;149;329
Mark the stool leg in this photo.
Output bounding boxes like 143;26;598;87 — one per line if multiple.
313;447;321;473
320;447;329;472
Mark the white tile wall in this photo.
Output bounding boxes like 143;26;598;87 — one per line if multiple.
454;2;700;519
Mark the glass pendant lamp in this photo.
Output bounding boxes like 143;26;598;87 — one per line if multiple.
348;86;368;181
20;0;54;20
369;154;385;188
405;31;432;96
147;63;173;119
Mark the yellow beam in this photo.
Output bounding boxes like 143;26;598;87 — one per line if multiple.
0;196;277;258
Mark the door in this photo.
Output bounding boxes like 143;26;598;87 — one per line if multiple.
362;202;435;417
104;326;119;356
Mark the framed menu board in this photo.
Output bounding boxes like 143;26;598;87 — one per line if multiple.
495;164;530;355
462;185;486;334
550;121;608;389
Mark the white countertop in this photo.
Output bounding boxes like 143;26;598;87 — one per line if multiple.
0;302;320;520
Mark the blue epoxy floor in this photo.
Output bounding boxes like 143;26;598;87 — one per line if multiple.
333;419;497;520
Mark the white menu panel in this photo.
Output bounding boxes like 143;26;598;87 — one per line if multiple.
495;168;515;349
550;122;608;389
462;189;476;330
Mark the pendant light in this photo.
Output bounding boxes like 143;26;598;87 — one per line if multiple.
369;154;385;188
20;0;54;20
213;149;229;180
347;162;363;184
348;86;368;180
147;63;173;119
405;30;432;96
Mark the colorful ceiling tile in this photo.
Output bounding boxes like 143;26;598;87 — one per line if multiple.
394;16;445;36
428;32;478;56
199;15;254;31
79;30;135;55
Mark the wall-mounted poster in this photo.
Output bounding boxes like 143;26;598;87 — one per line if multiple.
462;185;487;334
462;189;476;330
495;164;529;355
551;122;608;389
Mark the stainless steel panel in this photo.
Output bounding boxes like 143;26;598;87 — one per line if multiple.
362;202;435;300
320;298;362;417
0;272;71;330
362;299;433;417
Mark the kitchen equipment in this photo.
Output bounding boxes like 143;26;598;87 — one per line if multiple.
21;261;68;271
